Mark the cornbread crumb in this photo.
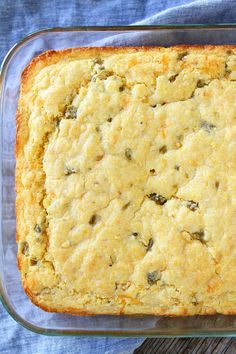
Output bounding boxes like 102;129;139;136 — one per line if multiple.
16;46;236;315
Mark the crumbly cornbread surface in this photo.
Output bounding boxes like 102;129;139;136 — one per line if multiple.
16;47;236;315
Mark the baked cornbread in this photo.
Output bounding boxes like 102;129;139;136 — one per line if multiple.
16;46;236;316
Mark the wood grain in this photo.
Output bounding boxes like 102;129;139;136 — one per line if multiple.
134;338;236;353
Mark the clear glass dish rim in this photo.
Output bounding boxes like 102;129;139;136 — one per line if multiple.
2;24;236;337
3;23;236;74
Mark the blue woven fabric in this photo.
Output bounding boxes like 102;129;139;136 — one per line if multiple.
1;0;236;353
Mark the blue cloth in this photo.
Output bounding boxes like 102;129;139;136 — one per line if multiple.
1;0;236;353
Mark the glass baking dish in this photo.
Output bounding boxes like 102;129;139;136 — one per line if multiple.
2;25;236;337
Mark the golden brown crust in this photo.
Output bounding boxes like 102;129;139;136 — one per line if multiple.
18;44;236;88
21;279;219;317
16;45;236;316
23;282;236;317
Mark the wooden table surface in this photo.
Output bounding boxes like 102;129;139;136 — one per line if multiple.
134;338;236;353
